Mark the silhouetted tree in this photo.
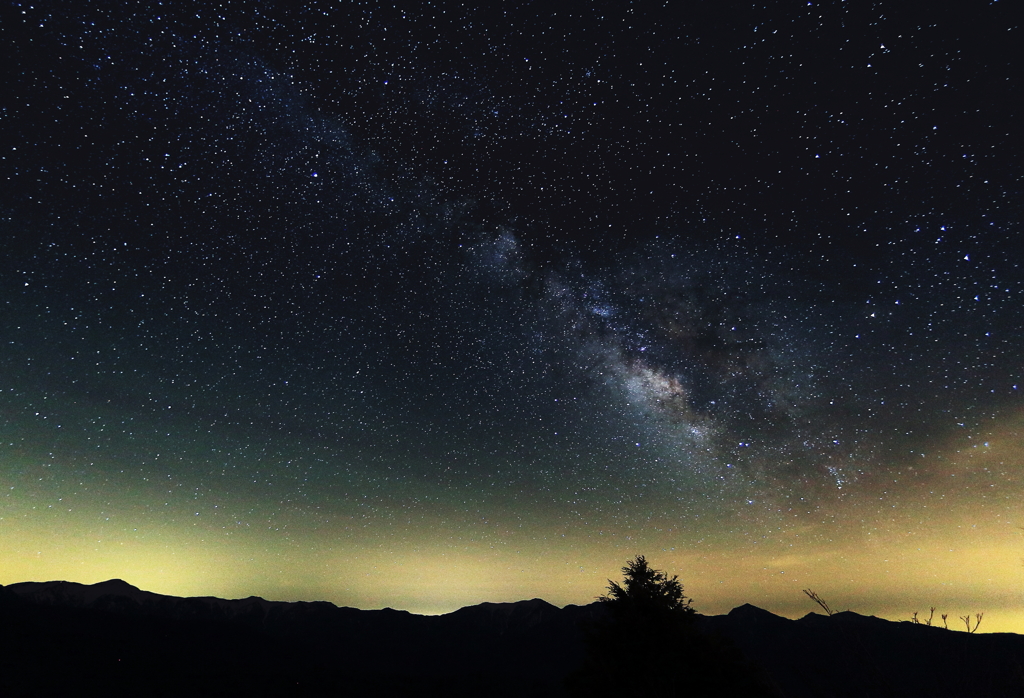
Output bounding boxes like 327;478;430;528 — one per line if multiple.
600;555;695;618
566;555;781;698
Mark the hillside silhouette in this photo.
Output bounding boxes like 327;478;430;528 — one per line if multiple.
3;579;1024;697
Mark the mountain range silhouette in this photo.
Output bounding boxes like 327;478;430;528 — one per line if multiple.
3;579;1023;696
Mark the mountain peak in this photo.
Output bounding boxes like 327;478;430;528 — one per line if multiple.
92;578;142;593
727;603;775;617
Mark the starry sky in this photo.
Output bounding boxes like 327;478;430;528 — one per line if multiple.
3;1;1023;629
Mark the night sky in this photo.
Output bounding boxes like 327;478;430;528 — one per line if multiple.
3;1;1023;629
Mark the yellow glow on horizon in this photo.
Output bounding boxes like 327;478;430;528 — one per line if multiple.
3;411;1022;633
4;510;1023;632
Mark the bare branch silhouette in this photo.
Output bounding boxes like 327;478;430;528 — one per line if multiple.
960;613;983;633
802;589;835;616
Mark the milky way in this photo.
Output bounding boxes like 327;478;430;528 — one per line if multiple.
2;1;1022;625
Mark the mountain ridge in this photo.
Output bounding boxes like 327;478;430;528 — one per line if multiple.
3;579;1024;697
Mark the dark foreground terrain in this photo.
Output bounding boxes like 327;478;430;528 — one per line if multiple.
3;580;1024;697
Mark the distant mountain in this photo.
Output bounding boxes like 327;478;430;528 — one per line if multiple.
698;603;1024;698
1;580;598;697
3;580;1023;697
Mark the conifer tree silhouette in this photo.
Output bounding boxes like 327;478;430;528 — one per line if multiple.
566;555;780;698
601;555;695;617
